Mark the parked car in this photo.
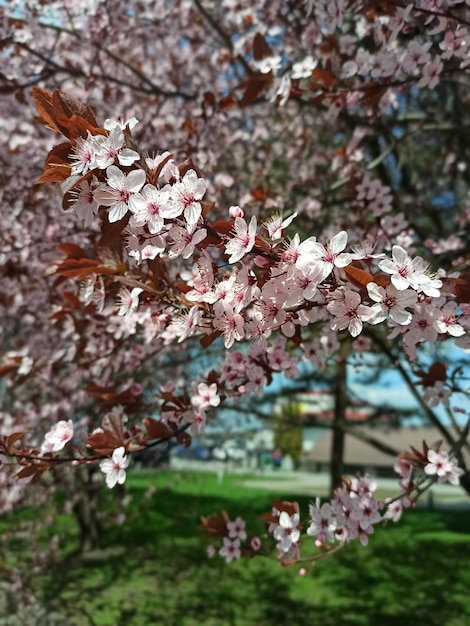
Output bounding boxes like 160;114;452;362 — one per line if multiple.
173;443;211;461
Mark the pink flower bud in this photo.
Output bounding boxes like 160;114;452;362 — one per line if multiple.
229;205;244;220
250;536;262;551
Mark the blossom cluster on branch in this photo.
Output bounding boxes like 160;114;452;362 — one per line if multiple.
201;435;466;570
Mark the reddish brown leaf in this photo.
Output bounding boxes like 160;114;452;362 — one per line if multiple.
310;67;338;89
55;90;98;126
211;220;234;237
159;391;178;403
218;94;237;110
54;258;116;279
101;411;125;441
16;465;42;480
31;468;49;485
344;264;374;289
201;201;215;217
250;186;268;201
240;72;273;107
62;291;82;308
199;512;230;535
454;273;470;303
7;432;24;449
206;370;219;386
143;418;173;441
253;33;273;61
0;364;18;377
36;162;72;184
57;243;89;260
409;446;427;465
414;362;447;387
372;273;391;288
271;500;300;516
87;431;122;456
32;87;62;132
200;331;221;348
67;114;100;139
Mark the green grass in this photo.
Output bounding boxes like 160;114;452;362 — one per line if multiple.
5;470;470;626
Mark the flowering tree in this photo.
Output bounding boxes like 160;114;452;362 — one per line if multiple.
1;0;470;573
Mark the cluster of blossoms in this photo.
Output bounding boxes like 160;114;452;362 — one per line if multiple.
201;440;465;570
75;118;468;354
206;515;262;564
70;122;208;264
260;1;470;116
269;473;382;567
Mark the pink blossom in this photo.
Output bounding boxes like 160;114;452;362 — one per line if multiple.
424;449;464;486
99;166;146;223
100;447;129;489
70;178;102;227
225;216;257;264
168;224;207;259
213;307;245;348
219;537;241;563
378;246;442;296
327;288;370;337
307;500;337;544
191;382;220;410
291;56;317;79
298;231;352;280
264;211;297;240
433;302;465;337
227;517;247;541
40;420;74;454
129;184;175;234
253;55;282;74
92;127;140;170
117;287;143;318
383;499;403;523
70;135;97;176
273;511;300;553
365;283;416;325
250;536;262;551
169;170;206;225
229;205;244;219
423;381;452;408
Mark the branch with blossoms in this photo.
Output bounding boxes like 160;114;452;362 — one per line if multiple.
201;424;469;570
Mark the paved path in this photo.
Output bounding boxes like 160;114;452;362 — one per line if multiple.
169;459;470;509
238;471;470;510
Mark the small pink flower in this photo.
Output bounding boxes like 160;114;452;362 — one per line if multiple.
225;216;257;264
424;449;464;485
250;536;262;552
40;420;74;454
227;517;247;541
219;537;241;563
100;447;129;489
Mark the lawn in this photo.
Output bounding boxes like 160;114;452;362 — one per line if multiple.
5;470;470;626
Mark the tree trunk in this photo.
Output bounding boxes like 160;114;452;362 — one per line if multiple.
330;337;349;496
72;491;103;552
459;471;470;496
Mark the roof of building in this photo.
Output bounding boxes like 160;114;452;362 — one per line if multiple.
305;425;469;467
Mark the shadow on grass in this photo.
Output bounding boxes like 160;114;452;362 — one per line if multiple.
39;478;470;626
